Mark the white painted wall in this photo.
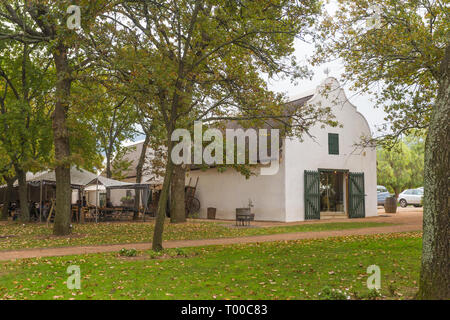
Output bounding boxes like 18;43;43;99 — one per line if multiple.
284;77;377;221
71;189;79;204
188;78;377;222
189;77;377;222
187;159;285;221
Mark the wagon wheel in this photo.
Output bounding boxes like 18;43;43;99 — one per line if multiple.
186;197;200;216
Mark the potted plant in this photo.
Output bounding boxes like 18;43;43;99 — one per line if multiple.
236;199;254;216
236;199;253;215
121;196;135;207
235;199;255;226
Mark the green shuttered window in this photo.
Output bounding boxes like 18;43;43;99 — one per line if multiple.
328;133;339;155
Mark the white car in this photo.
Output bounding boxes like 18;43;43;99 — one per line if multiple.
398;188;423;207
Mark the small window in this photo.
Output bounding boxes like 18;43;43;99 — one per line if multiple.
328;133;339;155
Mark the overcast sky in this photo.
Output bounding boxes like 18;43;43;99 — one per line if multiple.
267;1;388;135
267;39;388;136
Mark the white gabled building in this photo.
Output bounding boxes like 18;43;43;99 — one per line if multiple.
187;77;377;222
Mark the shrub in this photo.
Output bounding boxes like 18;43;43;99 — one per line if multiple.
175;248;186;256
119;248;138;257
318;286;350;300
148;250;164;259
366;288;382;300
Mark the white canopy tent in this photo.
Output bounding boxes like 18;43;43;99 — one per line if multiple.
85;175;134;189
28;167;101;188
2;167;151;222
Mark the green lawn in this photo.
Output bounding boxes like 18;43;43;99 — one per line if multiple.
0;220;394;251
0;232;421;300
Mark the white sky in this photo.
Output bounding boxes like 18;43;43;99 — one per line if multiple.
267;0;388;135
267;39;387;135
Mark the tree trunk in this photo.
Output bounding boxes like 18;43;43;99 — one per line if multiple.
134;133;151;220
15;168;29;222
170;164;186;223
1;177;14;221
152;140;174;251
105;153;112;201
417;44;450;300
52;44;73;236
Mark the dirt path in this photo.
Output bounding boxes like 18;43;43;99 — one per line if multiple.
0;210;422;261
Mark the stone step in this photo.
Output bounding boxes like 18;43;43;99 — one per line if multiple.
320;212;347;219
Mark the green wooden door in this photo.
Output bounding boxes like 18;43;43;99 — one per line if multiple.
348;172;365;218
304;170;320;220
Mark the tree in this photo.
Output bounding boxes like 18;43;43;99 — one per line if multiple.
0;148;15;221
87;86;138;181
0;34;53;222
0;0;112;234
405;133;426;188
96;0;335;251
133;115;159;220
315;0;449;299
377;139;424;197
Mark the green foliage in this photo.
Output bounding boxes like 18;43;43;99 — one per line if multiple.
119;248;137;257
0;145;14;181
0;40;53;175
77;81;139;177
377;137;424;196
120;196;134;202
365;288;382;300
0;1;114;174
93;0;335;171
318;286;350;300
110;145;135;181
314;0;449;144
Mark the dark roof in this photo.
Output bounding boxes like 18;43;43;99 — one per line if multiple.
285;94;314;113
110;142;144;179
217;94;314;132
112;94;314;174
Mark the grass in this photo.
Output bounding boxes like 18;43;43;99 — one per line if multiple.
0;232;421;300
0;220;394;251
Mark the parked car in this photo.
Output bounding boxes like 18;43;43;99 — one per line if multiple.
377;185;391;205
398;188;424;207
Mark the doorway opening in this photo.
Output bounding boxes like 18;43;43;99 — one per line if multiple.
319;170;347;216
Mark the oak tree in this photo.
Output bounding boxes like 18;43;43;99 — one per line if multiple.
315;0;449;299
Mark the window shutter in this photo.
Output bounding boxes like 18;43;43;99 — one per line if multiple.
328;133;339;155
